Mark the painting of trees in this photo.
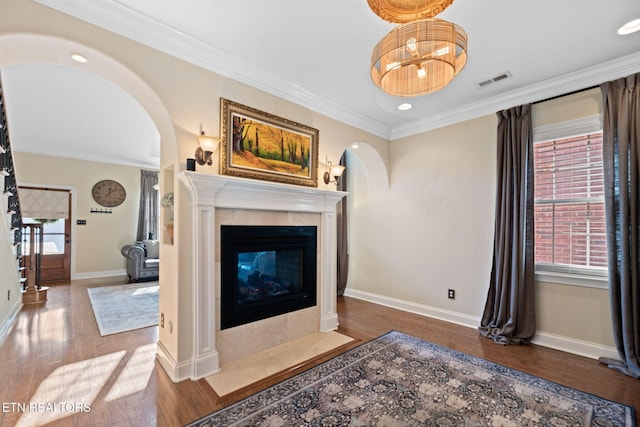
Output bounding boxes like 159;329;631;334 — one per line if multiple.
229;112;312;177
220;99;318;187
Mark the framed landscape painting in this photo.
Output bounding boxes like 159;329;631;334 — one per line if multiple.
220;98;319;187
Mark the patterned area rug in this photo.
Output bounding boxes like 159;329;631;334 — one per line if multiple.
87;282;158;336
188;331;636;426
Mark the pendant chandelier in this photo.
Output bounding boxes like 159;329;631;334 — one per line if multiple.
368;0;467;97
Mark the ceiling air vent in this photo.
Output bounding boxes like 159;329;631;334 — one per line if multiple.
477;71;512;88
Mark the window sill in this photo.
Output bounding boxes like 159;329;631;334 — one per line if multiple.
535;270;608;289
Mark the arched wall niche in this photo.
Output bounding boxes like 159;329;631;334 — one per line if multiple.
343;141;389;192
339;141;389;295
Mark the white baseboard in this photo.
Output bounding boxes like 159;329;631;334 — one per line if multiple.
0;300;22;348
343;288;480;329
320;313;339;333
156;340;186;383
72;269;127;280
191;350;221;380
532;331;619;360
343;288;618;361
156;340;220;383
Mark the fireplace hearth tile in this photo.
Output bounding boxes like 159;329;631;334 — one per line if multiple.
205;331;354;397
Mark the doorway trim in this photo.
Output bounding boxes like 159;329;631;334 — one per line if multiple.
19;183;77;280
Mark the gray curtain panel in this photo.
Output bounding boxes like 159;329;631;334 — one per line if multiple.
598;73;640;378
337;151;349;296
136;170;159;241
479;105;536;345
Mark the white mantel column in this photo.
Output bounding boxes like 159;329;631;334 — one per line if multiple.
190;200;220;378
319;211;339;332
185;177;227;380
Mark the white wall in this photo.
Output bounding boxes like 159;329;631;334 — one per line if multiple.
0;191;22;345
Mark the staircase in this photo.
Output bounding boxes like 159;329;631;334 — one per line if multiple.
1;79;47;304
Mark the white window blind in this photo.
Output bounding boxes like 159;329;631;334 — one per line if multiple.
533;132;607;276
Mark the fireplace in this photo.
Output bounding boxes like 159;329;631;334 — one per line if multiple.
165;172;345;381
220;225;317;329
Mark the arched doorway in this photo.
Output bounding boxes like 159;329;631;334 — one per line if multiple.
0;33;176;278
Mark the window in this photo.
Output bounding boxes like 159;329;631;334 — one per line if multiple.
22;218;66;255
533;126;607;283
137;170;159;241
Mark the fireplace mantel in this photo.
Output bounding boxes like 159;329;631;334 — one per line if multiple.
175;172;346;380
180;172;347;212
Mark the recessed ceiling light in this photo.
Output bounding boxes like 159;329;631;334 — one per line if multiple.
618;18;640;35
351;143;359;149
71;53;87;63
398;103;412;111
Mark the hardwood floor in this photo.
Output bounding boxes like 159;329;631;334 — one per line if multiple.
1;278;638;426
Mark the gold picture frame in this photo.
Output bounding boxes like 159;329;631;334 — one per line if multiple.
220;98;319;187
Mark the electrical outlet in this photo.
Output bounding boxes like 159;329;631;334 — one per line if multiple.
448;289;455;299
160;313;165;328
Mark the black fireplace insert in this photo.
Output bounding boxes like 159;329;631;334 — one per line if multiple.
220;225;317;329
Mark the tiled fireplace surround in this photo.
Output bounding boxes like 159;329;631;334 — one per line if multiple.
178;172;346;380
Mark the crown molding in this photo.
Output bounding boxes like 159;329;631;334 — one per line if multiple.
391;51;640;140
33;0;392;139
32;1;640;142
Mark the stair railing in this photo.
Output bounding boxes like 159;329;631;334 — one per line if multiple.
1;78;30;292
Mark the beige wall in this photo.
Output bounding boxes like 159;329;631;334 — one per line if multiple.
346;89;614;354
348;114;496;318
0;0;615;371
0;0;389;375
533;88;601;127
13;152;145;276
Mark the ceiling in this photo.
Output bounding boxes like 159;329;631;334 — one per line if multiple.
3;0;640;168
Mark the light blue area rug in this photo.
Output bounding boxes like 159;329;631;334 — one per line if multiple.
87;282;159;336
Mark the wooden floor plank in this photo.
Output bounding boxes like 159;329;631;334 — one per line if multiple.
0;278;638;426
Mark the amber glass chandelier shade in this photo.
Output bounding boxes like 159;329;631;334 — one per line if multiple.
370;18;467;97
367;0;454;23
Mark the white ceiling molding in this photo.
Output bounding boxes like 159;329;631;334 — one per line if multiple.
32;0;640;143
391;51;640;140
33;0;392;139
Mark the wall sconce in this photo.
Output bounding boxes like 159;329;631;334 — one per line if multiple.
323;160;346;185
195;125;220;166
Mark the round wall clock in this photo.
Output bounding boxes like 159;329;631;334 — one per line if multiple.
92;179;126;207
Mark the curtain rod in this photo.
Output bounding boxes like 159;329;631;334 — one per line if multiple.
532;85;599;105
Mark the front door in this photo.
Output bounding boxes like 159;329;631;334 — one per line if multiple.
22;188;72;282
